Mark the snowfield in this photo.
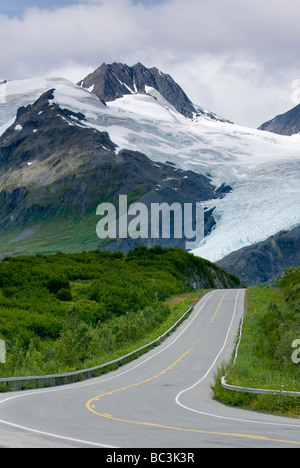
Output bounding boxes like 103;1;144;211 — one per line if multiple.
1;76;300;262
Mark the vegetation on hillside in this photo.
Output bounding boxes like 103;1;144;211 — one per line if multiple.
0;246;241;383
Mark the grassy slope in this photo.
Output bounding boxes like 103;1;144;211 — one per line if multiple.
0;185;149;258
0;211;103;257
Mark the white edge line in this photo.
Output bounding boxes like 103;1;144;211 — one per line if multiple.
175;289;241;402
0;418;116;448
0;290;217;446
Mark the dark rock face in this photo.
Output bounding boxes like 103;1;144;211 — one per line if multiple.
217;226;300;285
78;62;201;119
258;103;300;136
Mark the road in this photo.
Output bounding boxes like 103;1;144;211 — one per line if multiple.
0;289;299;448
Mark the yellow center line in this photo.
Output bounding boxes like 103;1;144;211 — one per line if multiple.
86;291;300;446
87;291;228;403
86;409;300;446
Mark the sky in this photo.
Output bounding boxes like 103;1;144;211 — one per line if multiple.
0;0;299;128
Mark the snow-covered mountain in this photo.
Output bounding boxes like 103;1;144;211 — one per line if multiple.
1;63;300;281
78;62;231;123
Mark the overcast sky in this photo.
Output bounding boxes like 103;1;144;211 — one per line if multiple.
0;0;299;128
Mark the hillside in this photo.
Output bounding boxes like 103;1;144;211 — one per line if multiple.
0;247;242;381
217;226;300;285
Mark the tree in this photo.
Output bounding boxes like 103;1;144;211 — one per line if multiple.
56;288;72;302
46;277;70;294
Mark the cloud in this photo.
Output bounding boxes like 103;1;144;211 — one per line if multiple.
0;0;299;127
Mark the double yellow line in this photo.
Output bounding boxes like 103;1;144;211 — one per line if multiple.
87;292;228;409
86;291;300;447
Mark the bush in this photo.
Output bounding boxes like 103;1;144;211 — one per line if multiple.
46;277;70;294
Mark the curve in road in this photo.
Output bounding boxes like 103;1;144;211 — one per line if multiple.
0;289;299;448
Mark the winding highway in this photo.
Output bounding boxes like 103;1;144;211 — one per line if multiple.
0;289;300;448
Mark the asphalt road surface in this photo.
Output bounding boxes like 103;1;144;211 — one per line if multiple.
0;289;300;448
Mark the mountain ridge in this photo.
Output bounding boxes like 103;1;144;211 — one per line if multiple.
0;63;300;283
258;103;300;136
0;84;222;257
217;226;300;285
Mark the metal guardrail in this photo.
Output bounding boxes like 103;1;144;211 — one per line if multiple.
0;306;192;392
221;316;300;397
221;376;300;397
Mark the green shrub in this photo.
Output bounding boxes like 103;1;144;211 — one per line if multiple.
46;277;70;294
56;288;73;302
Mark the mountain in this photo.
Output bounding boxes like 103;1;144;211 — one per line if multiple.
0;63;300;284
0;80;221;257
217;226;300;286
258;103;300;136
78;62;231;123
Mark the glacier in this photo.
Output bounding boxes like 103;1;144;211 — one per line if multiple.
1;76;300;263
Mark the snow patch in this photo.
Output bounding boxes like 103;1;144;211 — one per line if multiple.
111;71;135;95
86;84;95;93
